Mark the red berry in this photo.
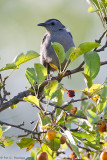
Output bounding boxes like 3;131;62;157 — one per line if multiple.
67;90;75;98
37;152;48;160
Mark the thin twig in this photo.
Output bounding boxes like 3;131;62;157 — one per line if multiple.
41;99;87;120
77;145;91;152
95;30;107;44
0;120;46;135
95;41;107;52
62;97;89;109
94;30;107;52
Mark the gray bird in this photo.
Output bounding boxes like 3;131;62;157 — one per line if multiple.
38;19;75;75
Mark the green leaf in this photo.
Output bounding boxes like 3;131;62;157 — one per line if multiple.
84;51;100;79
30;148;41;159
17;138;35;149
42;143;56;160
68;42;100;64
44;80;58;100
0;128;3;138
84;141;101;150
34;63;47;86
39;113;51;126
1;126;11;132
23;95;40;108
65;47;75;59
0;51;39;72
97;86;107;113
87;109;100;124
79;122;92;133
0;63;18;71
25;68;36;87
64;130;76;145
102;0;107;8
69;144;80;158
10;104;17;109
48;138;60;151
0;82;2;87
53;87;64;106
69;48;81;63
88;6;98;12
79;42;101;54
0;141;5;148
52;42;65;63
64;130;80;157
3;138;14;146
98;101;106;113
72;132;95;142
14;51;39;66
83;73;93;88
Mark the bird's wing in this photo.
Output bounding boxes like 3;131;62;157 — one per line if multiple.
68;32;73;39
42;33;48;44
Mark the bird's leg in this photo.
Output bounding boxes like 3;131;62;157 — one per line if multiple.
46;63;50;80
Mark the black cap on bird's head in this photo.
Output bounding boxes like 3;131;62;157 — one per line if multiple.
38;19;65;32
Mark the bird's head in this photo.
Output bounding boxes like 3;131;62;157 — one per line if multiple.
38;19;65;33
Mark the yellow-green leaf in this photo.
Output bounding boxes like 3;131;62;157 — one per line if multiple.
64;130;79;158
52;42;65;63
17;138;35;149
82;84;103;97
69;48;81;63
84;51;100;79
42;144;56;160
14;51;39;66
0;63;18;72
10;104;17;109
47;138;60;151
3;138;14;146
97;86;107;113
26;143;35;152
25;68;36;87
44;80;58;100
34;63;47;86
0;51;39;72
23;95;40;108
83;73;93;88
49;63;58;70
79;42;101;54
0;128;3;138
88;6;97;13
87;109;99;124
65;47;75;59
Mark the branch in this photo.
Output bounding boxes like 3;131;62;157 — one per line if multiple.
0;89;31;112
94;30;107;52
95;30;107;44
0;120;46;136
62;97;88;108
41;99;87;120
95;41;107;52
0;61;107;112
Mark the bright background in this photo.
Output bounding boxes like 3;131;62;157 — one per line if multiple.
0;0;106;158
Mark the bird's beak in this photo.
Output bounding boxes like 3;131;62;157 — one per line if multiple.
37;23;46;27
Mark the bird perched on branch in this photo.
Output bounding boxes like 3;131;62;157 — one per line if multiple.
38;19;75;75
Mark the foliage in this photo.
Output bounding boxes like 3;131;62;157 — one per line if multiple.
0;1;107;160
87;0;107;30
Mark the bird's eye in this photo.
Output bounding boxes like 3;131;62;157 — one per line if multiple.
51;22;55;25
